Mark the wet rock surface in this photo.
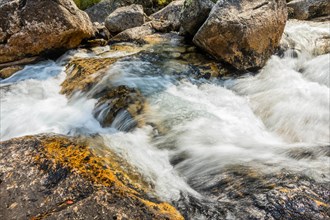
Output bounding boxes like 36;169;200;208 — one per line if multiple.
279;20;330;56
61;57;118;96
60;34;235;131
0;0;95;64
0;134;183;220
175;166;330;219
0;66;23;79
94;85;146;130
61;55;148;130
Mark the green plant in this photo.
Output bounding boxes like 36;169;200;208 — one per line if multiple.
154;0;173;6
73;0;101;10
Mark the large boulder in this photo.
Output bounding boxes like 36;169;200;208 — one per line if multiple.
179;0;215;36
150;0;184;31
85;0;159;23
0;134;184;219
110;23;156;43
193;0;288;70
105;4;145;33
287;0;330;20
0;0;95;64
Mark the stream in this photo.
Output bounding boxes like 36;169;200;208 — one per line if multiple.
1;20;329;219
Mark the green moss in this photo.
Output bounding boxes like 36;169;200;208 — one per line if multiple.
154;0;173;6
73;0;101;10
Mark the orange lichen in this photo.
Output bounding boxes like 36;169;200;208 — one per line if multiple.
39;137;139;194
140;198;185;220
60;57;118;96
313;199;329;207
143;34;169;44
36;136;183;219
110;44;141;53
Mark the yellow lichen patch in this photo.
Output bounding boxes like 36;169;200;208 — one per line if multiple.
39;137;138;194
140;198;184;220
0;66;23;79
61;57;118;96
143;34;169;45
109;44;141;53
36;136;184;219
313;199;329;207
278;188;290;193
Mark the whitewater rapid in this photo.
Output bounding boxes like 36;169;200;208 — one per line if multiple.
1;20;329;205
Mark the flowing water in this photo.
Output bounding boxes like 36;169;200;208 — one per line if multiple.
1;20;329;218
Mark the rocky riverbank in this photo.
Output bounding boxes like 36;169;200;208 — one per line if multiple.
1;0;329;219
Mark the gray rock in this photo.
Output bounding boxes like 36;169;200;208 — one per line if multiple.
150;0;184;31
85;0;158;23
193;0;288;70
287;0;330;20
110;23;155;42
105;4;145;33
179;0;215;36
0;0;95;64
150;20;175;32
176;165;330;219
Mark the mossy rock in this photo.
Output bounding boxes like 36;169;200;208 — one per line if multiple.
73;0;101;10
0;134;184;219
154;0;173;6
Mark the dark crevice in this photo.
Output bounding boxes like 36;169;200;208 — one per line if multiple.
18;0;27;10
253;2;268;10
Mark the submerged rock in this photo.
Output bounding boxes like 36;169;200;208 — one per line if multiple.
94;85;146;130
179;0;215;36
176;165;330;219
287;0;330;20
105;4;145;34
0;0;95;64
193;0;288;70
150;0;184;31
279;20;330;56
61;56;147;130
61;57;118;96
0;134;183;220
